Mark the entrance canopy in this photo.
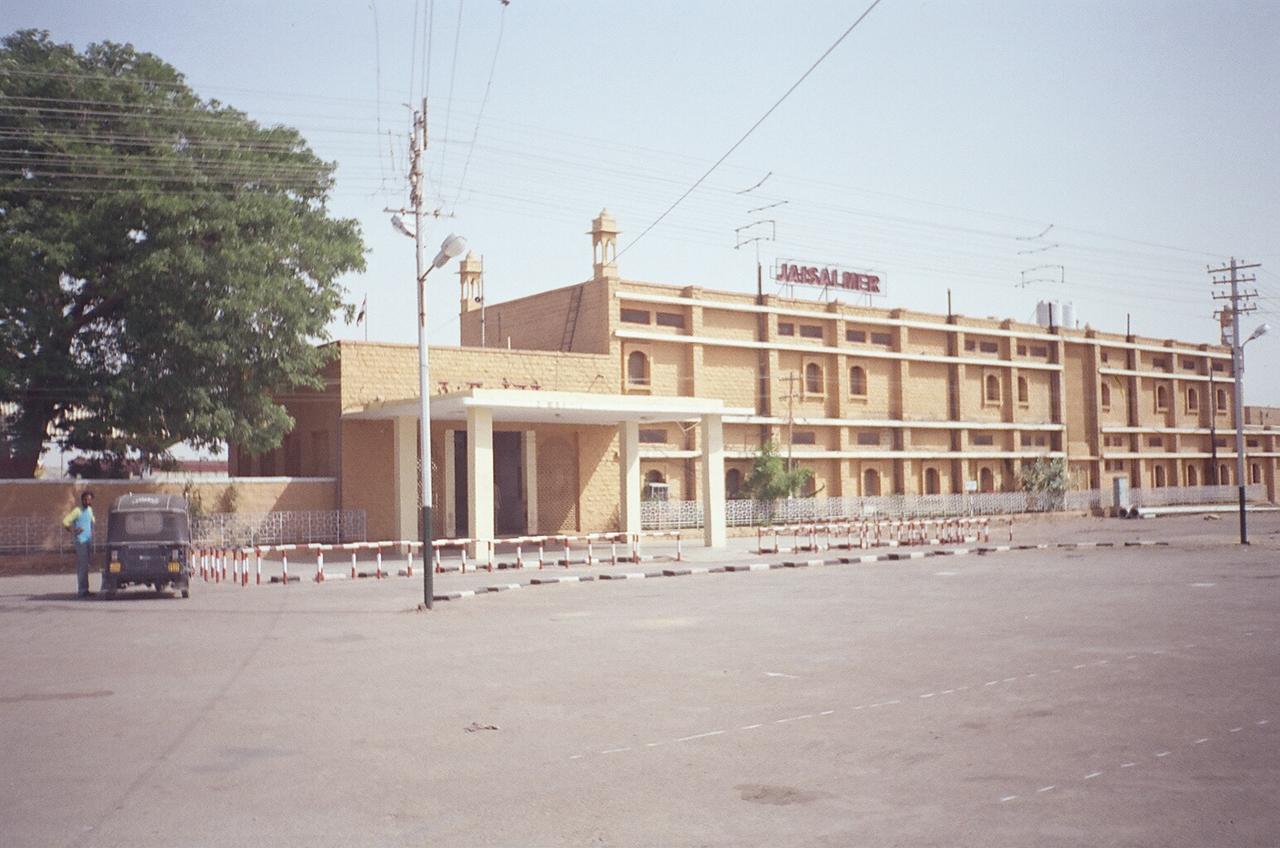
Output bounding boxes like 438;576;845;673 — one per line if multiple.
346;387;750;424
344;389;750;548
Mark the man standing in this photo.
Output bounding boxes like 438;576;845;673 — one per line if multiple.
62;491;95;598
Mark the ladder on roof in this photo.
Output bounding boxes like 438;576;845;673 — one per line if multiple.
560;284;584;351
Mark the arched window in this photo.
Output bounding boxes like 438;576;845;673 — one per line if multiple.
1216;388;1228;412
979;466;995;493
1186;464;1198;486
1100;382;1111;410
725;468;742;499
1186;387;1199;412
642;469;667;501
627;350;649;386
1154;465;1166;487
848;365;867;397
1218;464;1230;485
804;362;823;395
863;468;881;496
1017;376;1029;405
985;374;1000;403
924;467;940;495
1252;463;1263;485
1155;385;1168;411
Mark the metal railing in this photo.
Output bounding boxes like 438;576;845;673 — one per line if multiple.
0;509;366;554
640;484;1268;530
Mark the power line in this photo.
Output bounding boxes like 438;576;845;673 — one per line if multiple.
435;0;467;205
449;0;508;212
617;0;885;259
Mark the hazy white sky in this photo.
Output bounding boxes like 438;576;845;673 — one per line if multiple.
7;0;1279;404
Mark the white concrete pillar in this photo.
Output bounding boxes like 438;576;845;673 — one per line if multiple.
619;420;641;536
443;428;457;537
467;406;494;557
523;431;539;535
700;413;727;547
392;416;418;540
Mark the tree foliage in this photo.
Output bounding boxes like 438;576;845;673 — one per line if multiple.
1019;456;1068;511
742;441;814;502
0;30;366;477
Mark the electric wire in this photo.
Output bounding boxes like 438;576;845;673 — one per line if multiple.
449;0;506;213
617;0;885;259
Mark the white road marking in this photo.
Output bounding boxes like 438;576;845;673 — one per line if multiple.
885;699;902;705
1189;582;1217;588
1258;720;1270;726
820;710;835;716
1155;751;1171;758
1037;785;1055;793
1084;771;1103;780
740;724;763;730
957;685;971;691
1026;673;1038;678
852;705;866;711
1049;669;1061;674
942;689;955;694
764;672;798;679
1126;655;1138;660
985;680;1000;686
1120;762;1136;768
676;730;725;742
1229;727;1243;733
645;741;665;747
1003;677;1017;683
775;714;814;723
569;754;584;760
920;693;936;699
601;747;631;754
1194;738;1209;744
1000;795;1019;803
1073;664;1087;669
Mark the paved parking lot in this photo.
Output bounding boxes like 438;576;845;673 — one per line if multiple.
1;514;1278;847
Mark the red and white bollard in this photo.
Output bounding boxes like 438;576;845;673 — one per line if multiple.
314;547;325;583
281;550;289;584
375;544;383;579
255;547;263;585
406;542;415;578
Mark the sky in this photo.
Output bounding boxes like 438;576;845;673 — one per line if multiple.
5;0;1280;407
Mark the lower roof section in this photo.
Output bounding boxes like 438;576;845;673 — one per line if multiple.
344;387;752;426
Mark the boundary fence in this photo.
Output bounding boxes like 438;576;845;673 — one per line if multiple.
641;484;1268;531
0;509;366;554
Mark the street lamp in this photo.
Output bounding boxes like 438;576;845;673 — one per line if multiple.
1232;321;1268;544
394;216;467;608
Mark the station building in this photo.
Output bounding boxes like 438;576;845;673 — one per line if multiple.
230;212;1280;544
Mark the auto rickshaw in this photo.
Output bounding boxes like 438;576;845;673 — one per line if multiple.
102;494;193;598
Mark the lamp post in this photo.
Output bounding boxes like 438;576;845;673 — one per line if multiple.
1232;321;1268;544
394;212;467;608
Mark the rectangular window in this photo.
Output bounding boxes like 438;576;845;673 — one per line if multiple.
965;340;977;352
1030;345;1048;357
799;324;823;339
790;430;816;445
620;308;650;325
1017;344;1027;356
1247;438;1260;448
1147;436;1163;447
778;321;795;336
1152;356;1169;370
845;329;866;343
1100;351;1109;363
1182;358;1198;370
1215;438;1228;448
870;331;892;346
654;312;685;329
972;434;995;447
1212;362;1227;372
639;429;667;444
856;431;880;446
1105;460;1125;472
979;341;999;354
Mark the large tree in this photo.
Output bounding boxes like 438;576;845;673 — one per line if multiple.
0;30;365;477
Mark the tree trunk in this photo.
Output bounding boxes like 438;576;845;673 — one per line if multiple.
0;404;53;478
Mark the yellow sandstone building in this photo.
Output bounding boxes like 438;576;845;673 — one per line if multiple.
231;212;1280;544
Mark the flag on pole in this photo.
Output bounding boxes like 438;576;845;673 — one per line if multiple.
356;295;367;326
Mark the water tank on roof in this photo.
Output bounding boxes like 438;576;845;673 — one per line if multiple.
1061;302;1075;329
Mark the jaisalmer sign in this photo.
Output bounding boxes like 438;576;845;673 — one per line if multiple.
774;260;883;294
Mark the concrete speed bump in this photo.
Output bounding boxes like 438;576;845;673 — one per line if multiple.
486;584;522;592
600;572;646;580
782;559;823;568
726;564;770;572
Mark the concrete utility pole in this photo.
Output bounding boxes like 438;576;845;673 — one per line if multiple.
411;99;433;607
1209;258;1261;544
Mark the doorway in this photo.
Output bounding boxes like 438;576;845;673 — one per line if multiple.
452;430;527;537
